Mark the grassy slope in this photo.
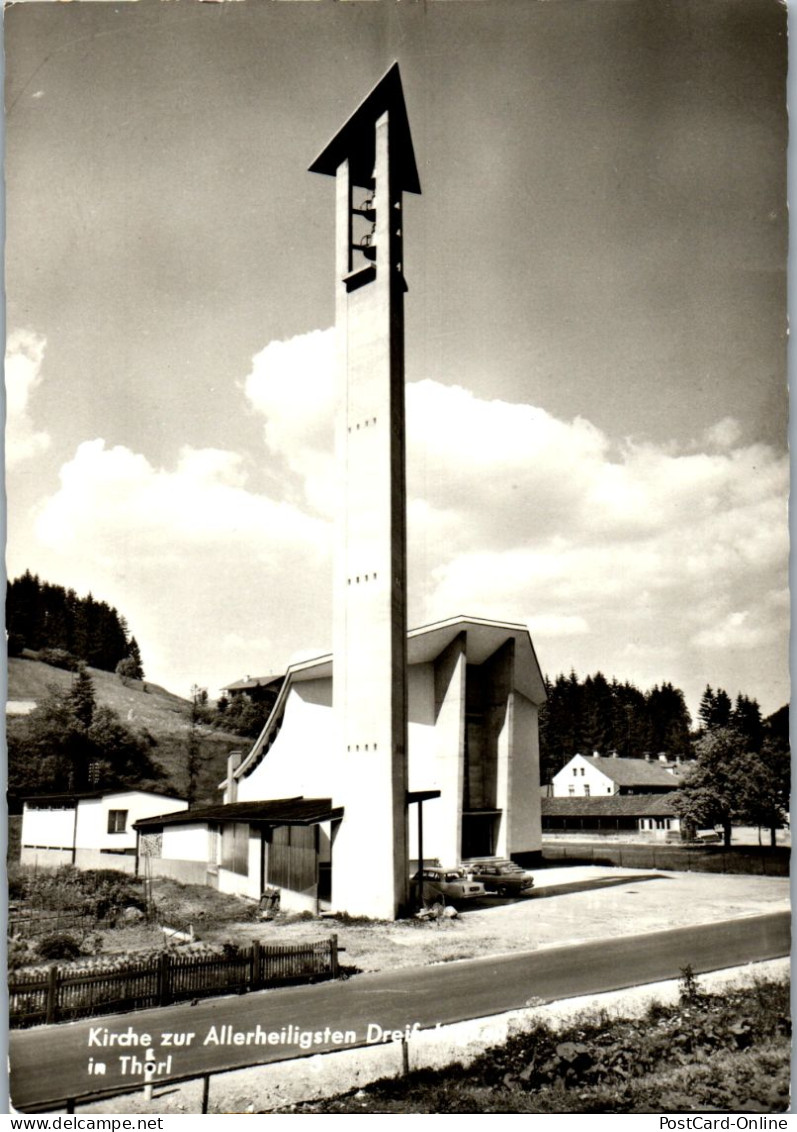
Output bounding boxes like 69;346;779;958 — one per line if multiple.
7;657;248;803
10;657;194;735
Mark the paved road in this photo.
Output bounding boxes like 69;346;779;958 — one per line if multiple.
10;910;790;1111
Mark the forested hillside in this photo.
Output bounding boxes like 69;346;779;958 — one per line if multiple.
7;571;143;677
7;658;245;806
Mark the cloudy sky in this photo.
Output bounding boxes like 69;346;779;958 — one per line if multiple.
5;0;788;721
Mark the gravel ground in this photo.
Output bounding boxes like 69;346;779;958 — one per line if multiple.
218;865;790;974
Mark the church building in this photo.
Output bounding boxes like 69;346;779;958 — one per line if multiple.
136;65;545;918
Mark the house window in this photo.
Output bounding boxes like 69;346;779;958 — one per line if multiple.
573;768;578;776
583;785;590;797
108;810;128;834
568;785;575;795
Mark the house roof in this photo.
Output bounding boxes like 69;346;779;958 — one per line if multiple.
542;794;679;819
221;675;283;693
134;797;344;830
22;787;187;806
575;756;677;789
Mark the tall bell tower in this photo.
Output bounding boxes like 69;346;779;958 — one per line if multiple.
309;64;421;918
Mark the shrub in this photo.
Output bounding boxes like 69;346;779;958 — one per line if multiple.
8;937;37;970
7;633;25;657
678;964;703;1006
36;648;79;671
38;932;82;961
8;863;28;902
25;866;147;921
115;657;140;685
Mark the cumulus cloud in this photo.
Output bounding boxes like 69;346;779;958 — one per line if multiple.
244;328;337;515
21;327;789;712
703;416;743;450
5;329;51;466
527;614;590;638
240;328;788;710
33;439;332;696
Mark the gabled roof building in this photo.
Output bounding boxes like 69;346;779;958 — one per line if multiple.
551;753;679;798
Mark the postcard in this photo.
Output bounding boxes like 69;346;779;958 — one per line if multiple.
5;0;790;1118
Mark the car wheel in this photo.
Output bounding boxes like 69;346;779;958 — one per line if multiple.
497;885;507;897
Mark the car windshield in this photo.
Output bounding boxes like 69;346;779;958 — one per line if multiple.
444;872;462;881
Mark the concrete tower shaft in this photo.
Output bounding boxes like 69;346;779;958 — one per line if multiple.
310;65;420;918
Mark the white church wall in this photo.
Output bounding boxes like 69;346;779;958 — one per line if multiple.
505;693;542;857
494;694;512;860
236;679;334;803
407;661;437;789
410;636;466;867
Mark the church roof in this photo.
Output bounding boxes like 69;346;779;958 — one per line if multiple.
233;616;547;784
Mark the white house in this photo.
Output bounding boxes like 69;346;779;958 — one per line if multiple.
21;788;188;873
551;753;680;798
135;616;546;912
545;752;682;840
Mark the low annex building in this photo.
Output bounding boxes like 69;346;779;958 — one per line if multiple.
135;617;546;912
20;788;188;873
541;793;681;840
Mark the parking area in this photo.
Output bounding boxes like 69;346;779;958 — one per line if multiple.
232;865;790;974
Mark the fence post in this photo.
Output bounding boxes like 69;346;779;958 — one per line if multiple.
201;1074;210;1115
157;951;170;1007
401;1035;410;1076
330;933;339;978
251;941;261;991
46;965;59;1024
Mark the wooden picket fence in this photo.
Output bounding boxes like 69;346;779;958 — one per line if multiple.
10;937;339;1029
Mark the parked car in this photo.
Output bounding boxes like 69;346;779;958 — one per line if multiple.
411;866;486;905
469;863;535;897
692;829;723;844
